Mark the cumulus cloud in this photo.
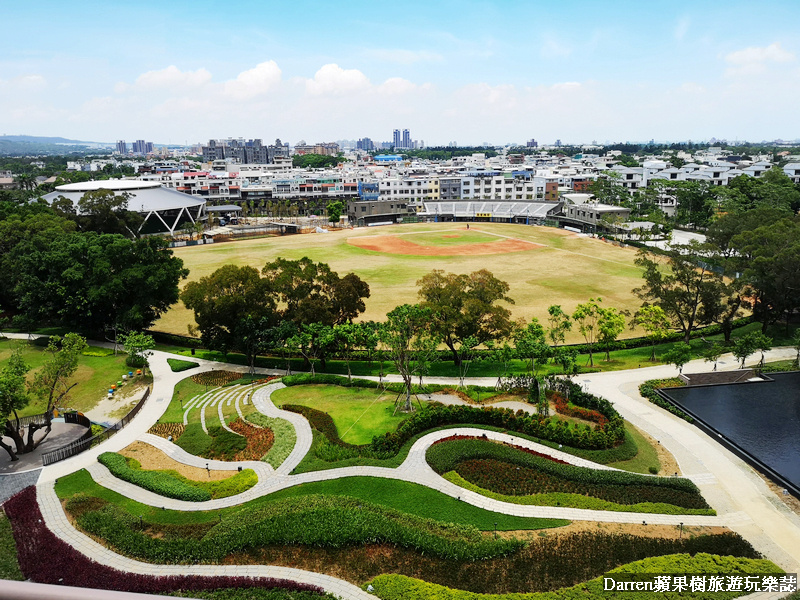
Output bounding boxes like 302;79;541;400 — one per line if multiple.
0;74;47;91
376;77;417;95
724;43;795;77
223;60;282;99
305;64;370;96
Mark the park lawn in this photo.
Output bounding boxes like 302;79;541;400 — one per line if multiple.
0;338;137;417
55;469;566;532
272;385;406;445
607;422;660;474
397;230;500;246
159;377;208;424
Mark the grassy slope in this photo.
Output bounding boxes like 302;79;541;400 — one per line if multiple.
0;338;139;417
55;469;566;532
272;385;407;445
0;510;24;581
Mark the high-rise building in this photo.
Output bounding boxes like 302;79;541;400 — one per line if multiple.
116;140;127;154
526;139;538;148
393;129;401;148
357;137;375;151
402;129;411;149
131;140;153;155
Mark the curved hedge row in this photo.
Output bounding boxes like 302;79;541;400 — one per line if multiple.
364;552;781;600
70;494;524;564
638;379;694;423
427;438;708;508
98;453;257;501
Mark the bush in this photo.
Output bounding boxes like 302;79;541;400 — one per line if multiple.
427;438;710;510
82;346;115;357
3;487;324;596
246;413;297;468
639;378;693;423
126;355;148;368
98;452;212;501
365;552;781;600
167;358;200;372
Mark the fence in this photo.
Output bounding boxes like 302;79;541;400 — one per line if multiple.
41;387;151;466
9;412;49;430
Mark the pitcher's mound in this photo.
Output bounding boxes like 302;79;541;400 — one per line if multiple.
349;235;542;256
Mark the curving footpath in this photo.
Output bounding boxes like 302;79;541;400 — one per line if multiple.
19;345;800;599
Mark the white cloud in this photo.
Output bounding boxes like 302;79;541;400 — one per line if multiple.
223;60;282;99
725;42;794;65
305;64;370;96
135;65;213;89
376;77;417;95
0;73;47;91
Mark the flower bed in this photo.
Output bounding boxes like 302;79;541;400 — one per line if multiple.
3;487;324;596
228;418;274;461
191;370;243;387
550;391;608;426
427;437;711;511
245;413;297;468
148;422;186;440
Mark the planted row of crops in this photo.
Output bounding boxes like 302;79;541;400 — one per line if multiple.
65;494;523;564
98;453;258;501
427;438;710;511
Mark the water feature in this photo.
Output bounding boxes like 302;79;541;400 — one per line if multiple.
660;372;800;495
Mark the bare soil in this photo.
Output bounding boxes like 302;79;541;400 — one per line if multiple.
635;424;681;476
348;234;542;256
119;441;232;481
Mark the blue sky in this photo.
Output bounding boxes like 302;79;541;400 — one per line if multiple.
2;0;798;145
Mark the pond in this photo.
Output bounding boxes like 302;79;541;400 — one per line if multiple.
660;371;800;496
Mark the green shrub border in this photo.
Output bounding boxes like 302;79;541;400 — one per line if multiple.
167;358;200;373
638;378;693;423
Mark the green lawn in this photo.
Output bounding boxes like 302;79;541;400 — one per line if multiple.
0;338;143;417
607;422;660;474
398;231;500;246
55;469;567;532
0;510;23;581
272;385;407;445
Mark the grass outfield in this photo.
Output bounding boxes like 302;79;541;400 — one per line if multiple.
156;222;646;343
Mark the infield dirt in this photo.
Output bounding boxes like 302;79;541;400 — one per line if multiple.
156;222;646;342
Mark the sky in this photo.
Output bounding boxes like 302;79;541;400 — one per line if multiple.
1;0;799;146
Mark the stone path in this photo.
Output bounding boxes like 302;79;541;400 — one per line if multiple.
5;337;798;599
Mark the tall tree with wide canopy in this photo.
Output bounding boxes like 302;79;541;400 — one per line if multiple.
181;264;275;355
262;257;369;326
634;242;722;343
417;269;515;366
0;348;31;461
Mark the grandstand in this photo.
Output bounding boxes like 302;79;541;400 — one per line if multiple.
416;200;562;224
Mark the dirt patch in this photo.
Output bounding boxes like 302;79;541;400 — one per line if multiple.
349;235;542;256
119;441;232;481
495;521;729;541
442;234;461;238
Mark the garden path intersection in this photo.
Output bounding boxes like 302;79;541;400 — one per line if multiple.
6;336;800;600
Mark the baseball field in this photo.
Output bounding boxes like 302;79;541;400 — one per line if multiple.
156;222;647;342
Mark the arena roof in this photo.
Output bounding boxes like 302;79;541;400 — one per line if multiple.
43;180;206;235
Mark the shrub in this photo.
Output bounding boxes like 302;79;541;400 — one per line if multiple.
174;423;213;457
427;438;710;510
126;355;148;368
148;422;186;441
191;371;242;387
167;358;200;372
3;487;325;596
639;378;693;423
98;452;211;502
82;346;115;357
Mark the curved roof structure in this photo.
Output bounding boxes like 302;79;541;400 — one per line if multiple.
43;179;206;235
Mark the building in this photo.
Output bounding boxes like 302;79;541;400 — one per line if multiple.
402;129;411;149
356;137;375;151
392;129;401;148
42;180;206;235
132;140;153;155
116;140;128;154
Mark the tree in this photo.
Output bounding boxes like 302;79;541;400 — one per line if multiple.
573;298;603;367
673;181;718;227
75;189;144;238
287;322;335;375
28;333;88;451
181;265;275;354
632;305;670;361
702;343;724;371
552;346;578;376
333;322;374;382
663;342;692;374
235;316;282;375
546;305;572;347
262;257;370;327
380;304;434;412
598;307;627;361
732;333;760;369
15;233;188;338
0;348;32;461
512;318;550;374
326;200;343;224
634;242;722;342
417;269;515;366
791;330;800;369
120;331;155;368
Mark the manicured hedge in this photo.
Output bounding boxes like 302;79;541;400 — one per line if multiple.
427;438;709;510
69;494;524;564
638;378;694;423
99;452;211;501
99;453;257;501
167;358;200;372
246;413;297;468
170;590;335;599
365;552;781;600
3;487;324;596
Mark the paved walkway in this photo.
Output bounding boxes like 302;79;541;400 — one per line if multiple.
4;336;798;598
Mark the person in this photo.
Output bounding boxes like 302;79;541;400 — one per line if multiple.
467;223;470;230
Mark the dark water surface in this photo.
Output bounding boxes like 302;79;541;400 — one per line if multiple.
662;372;800;492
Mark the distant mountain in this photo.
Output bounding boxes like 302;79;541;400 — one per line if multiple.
0;134;103;145
0;135;114;156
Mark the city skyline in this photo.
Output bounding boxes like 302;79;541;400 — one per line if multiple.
1;0;799;145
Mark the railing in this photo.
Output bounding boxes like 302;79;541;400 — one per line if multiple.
10;412;49;430
41;387;150;466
